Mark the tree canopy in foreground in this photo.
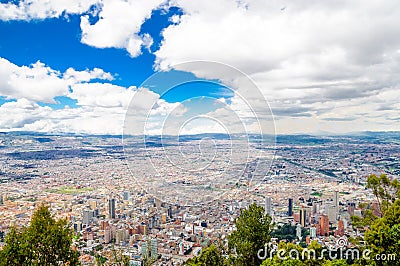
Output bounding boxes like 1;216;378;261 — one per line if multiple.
0;204;79;266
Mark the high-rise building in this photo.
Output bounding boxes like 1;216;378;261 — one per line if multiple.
309;227;316;238
109;198;116;219
288;198;293;216
141;241;148;258
327;205;338;221
73;221;82;232
335;219;345;236
104;227;111;244
296;224;302;240
161;213;167;223
347;202;356;215
100;220;109;230
155;198;161;209
82;210;95;225
168;205;173;219
150;239;158;259
312;202;320;215
333;191;339;209
300;208;307;227
115;229;128;245
179;241;184;255
123;191;130;201
265;197;272;216
319;214;329;236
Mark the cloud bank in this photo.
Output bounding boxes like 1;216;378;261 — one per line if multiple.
0;0;399;134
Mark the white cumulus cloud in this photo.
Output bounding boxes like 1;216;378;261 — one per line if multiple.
0;0;100;20
0;58;187;134
0;57;114;103
79;0;165;57
154;0;400;133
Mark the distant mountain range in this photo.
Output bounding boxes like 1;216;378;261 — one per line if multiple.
0;130;399;143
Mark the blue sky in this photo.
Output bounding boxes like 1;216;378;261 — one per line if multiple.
0;4;236;134
0;8;183;98
0;0;399;134
0;7;232;108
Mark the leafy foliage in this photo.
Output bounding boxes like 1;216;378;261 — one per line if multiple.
351;174;400;229
351;174;400;265
364;199;400;266
186;244;227;266
107;245;130;266
260;240;336;266
227;203;272;266
366;174;400;215
271;223;309;242
0;204;79;266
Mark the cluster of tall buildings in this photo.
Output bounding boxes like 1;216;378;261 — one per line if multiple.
266;190;349;243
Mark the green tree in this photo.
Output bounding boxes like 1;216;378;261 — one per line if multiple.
351;174;400;265
271;224;309;243
352;174;400;229
262;258;305;266
351;202;378;229
108;245;130;266
228;203;272;266
322;260;349;266
364;199;400;266
186;244;226;266
95;254;107;265
366;174;400;216
0;204;79;266
261;242;304;266
0;227;28;265
260;241;330;266
260;241;351;266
